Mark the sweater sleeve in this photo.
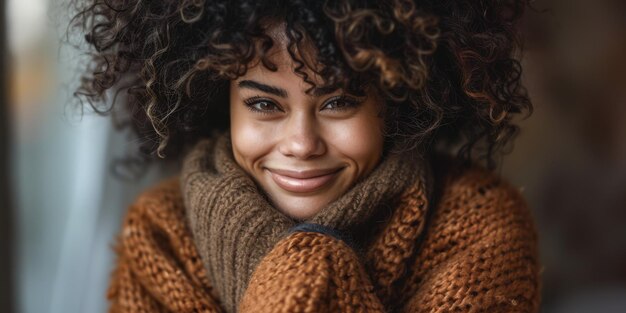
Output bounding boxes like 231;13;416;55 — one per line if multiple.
238;231;386;313
107;178;224;313
398;168;542;313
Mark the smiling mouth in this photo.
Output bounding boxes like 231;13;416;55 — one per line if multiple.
267;168;343;193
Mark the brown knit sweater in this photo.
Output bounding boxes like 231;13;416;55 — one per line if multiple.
107;157;541;313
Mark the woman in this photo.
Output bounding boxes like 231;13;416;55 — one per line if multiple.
72;0;541;312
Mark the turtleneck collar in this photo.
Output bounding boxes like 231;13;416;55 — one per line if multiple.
180;130;430;313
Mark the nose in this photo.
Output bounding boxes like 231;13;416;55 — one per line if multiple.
278;111;326;159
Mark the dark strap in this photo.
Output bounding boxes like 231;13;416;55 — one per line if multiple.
286;223;361;252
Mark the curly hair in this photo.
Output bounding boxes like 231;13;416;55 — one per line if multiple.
70;0;532;170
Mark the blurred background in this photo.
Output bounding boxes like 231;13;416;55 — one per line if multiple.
1;0;625;312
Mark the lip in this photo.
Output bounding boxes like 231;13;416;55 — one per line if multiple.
267;167;344;193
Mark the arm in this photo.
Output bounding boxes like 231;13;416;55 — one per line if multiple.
239;231;387;313
107;179;224;313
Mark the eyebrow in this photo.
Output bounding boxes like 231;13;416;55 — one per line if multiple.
237;80;341;98
238;80;288;98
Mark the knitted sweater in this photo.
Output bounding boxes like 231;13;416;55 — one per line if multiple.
107;158;541;312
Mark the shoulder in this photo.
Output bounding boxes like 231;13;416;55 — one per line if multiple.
117;175;189;246
109;176;219;311
120;176;186;226
399;156;541;312
117;176;192;253
115;176;190;256
416;153;539;274
430;154;534;227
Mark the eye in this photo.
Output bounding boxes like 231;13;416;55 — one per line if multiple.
322;95;362;111
243;97;282;114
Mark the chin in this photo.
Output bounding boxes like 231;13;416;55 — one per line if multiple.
272;196;328;220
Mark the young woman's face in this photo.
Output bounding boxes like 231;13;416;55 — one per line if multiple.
229;46;385;220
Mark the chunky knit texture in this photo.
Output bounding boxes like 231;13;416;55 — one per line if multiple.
107;143;541;312
180;131;430;312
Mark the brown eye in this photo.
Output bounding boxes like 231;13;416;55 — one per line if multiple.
252;101;277;111
322;96;361;111
243;97;282;115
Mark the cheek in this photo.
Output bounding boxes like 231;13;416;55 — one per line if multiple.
325;111;384;163
229;103;274;168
